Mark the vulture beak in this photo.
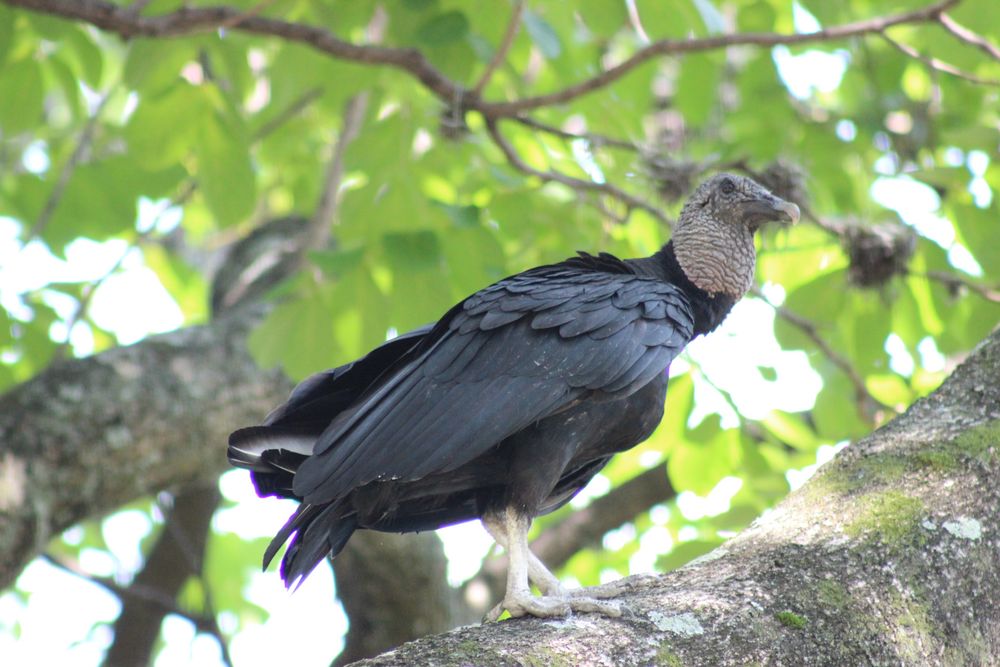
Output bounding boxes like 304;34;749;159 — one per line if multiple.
742;196;800;228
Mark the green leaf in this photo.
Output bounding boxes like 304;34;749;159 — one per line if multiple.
124;39;195;93
0;57;43;134
248;283;339;380
762;411;818;451
416;11;470;45
675;54;722;123
196;113;256;227
737;1;777;32
668;415;737;495
382;230;443;272
125;83;207;170
0;7;14;67
523;9;562;59
45;158;187;248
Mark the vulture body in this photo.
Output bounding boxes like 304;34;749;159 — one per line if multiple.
229;174;799;619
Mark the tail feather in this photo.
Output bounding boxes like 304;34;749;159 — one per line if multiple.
264;501;358;589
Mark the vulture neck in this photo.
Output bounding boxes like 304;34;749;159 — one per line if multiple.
638;242;742;336
670;216;756;300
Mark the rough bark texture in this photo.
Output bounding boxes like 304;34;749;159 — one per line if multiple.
352;329;1000;666
0;305;290;589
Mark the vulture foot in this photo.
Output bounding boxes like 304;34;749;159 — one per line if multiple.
484;592;622;622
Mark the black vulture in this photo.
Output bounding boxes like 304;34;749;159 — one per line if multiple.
228;173;799;619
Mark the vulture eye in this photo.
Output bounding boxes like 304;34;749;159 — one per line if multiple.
720;178;736;194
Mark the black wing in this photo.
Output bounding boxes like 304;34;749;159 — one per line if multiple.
291;258;695;505
228;325;432;495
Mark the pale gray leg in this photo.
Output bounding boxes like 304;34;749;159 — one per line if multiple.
482;510;623;621
482;515;563;595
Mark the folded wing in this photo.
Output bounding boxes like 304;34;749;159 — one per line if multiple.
290;259;696;505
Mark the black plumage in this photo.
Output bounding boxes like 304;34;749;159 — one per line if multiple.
228;173;799;619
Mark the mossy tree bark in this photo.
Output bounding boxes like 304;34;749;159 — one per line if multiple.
352;328;1000;667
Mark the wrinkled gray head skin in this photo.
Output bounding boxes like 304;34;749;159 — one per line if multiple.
672;173;799;297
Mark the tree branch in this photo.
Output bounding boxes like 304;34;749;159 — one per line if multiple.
938;11;1000;61
4;0;963;120
486;118;668;224
294;93;369;272
41;553;233;666
881;32;1000;85
918;270;1000;304
3;0;462;104
477;0;962;116
751;288;890;422
28;86;114;240
0;304;291;589
472;0;523;97
512;115;640;152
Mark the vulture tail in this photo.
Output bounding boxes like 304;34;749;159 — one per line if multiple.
265;501;358;589
228;425;314;499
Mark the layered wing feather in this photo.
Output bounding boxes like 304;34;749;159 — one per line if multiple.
291;257;695;505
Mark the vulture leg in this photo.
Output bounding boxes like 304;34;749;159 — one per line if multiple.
483;509;622;622
482;515;562;595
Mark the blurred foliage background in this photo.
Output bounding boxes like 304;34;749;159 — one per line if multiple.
0;0;998;664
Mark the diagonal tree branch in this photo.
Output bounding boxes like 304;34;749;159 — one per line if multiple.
104;483;229;667
28;86;114;241
881;32;1000;85
486;117;668;224
512;115;640;152
938;11;1000;61
751;288;890;422
472;0;524;97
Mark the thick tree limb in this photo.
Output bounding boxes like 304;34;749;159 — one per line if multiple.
352;328;1000;665
0;305;290;589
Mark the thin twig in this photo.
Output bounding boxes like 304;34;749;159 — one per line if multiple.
917;270;1000;304
938;12;1000;62
53;182;196;358
28;87;114;240
882;32;999;85
751;287;890;421
486;118;668;224
254;86;324;140
513;115;640;151
472;0;523;97
295;93;369;271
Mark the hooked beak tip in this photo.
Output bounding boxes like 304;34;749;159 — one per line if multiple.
776;200;800;225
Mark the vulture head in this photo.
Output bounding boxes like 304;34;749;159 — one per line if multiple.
672;173;800;298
